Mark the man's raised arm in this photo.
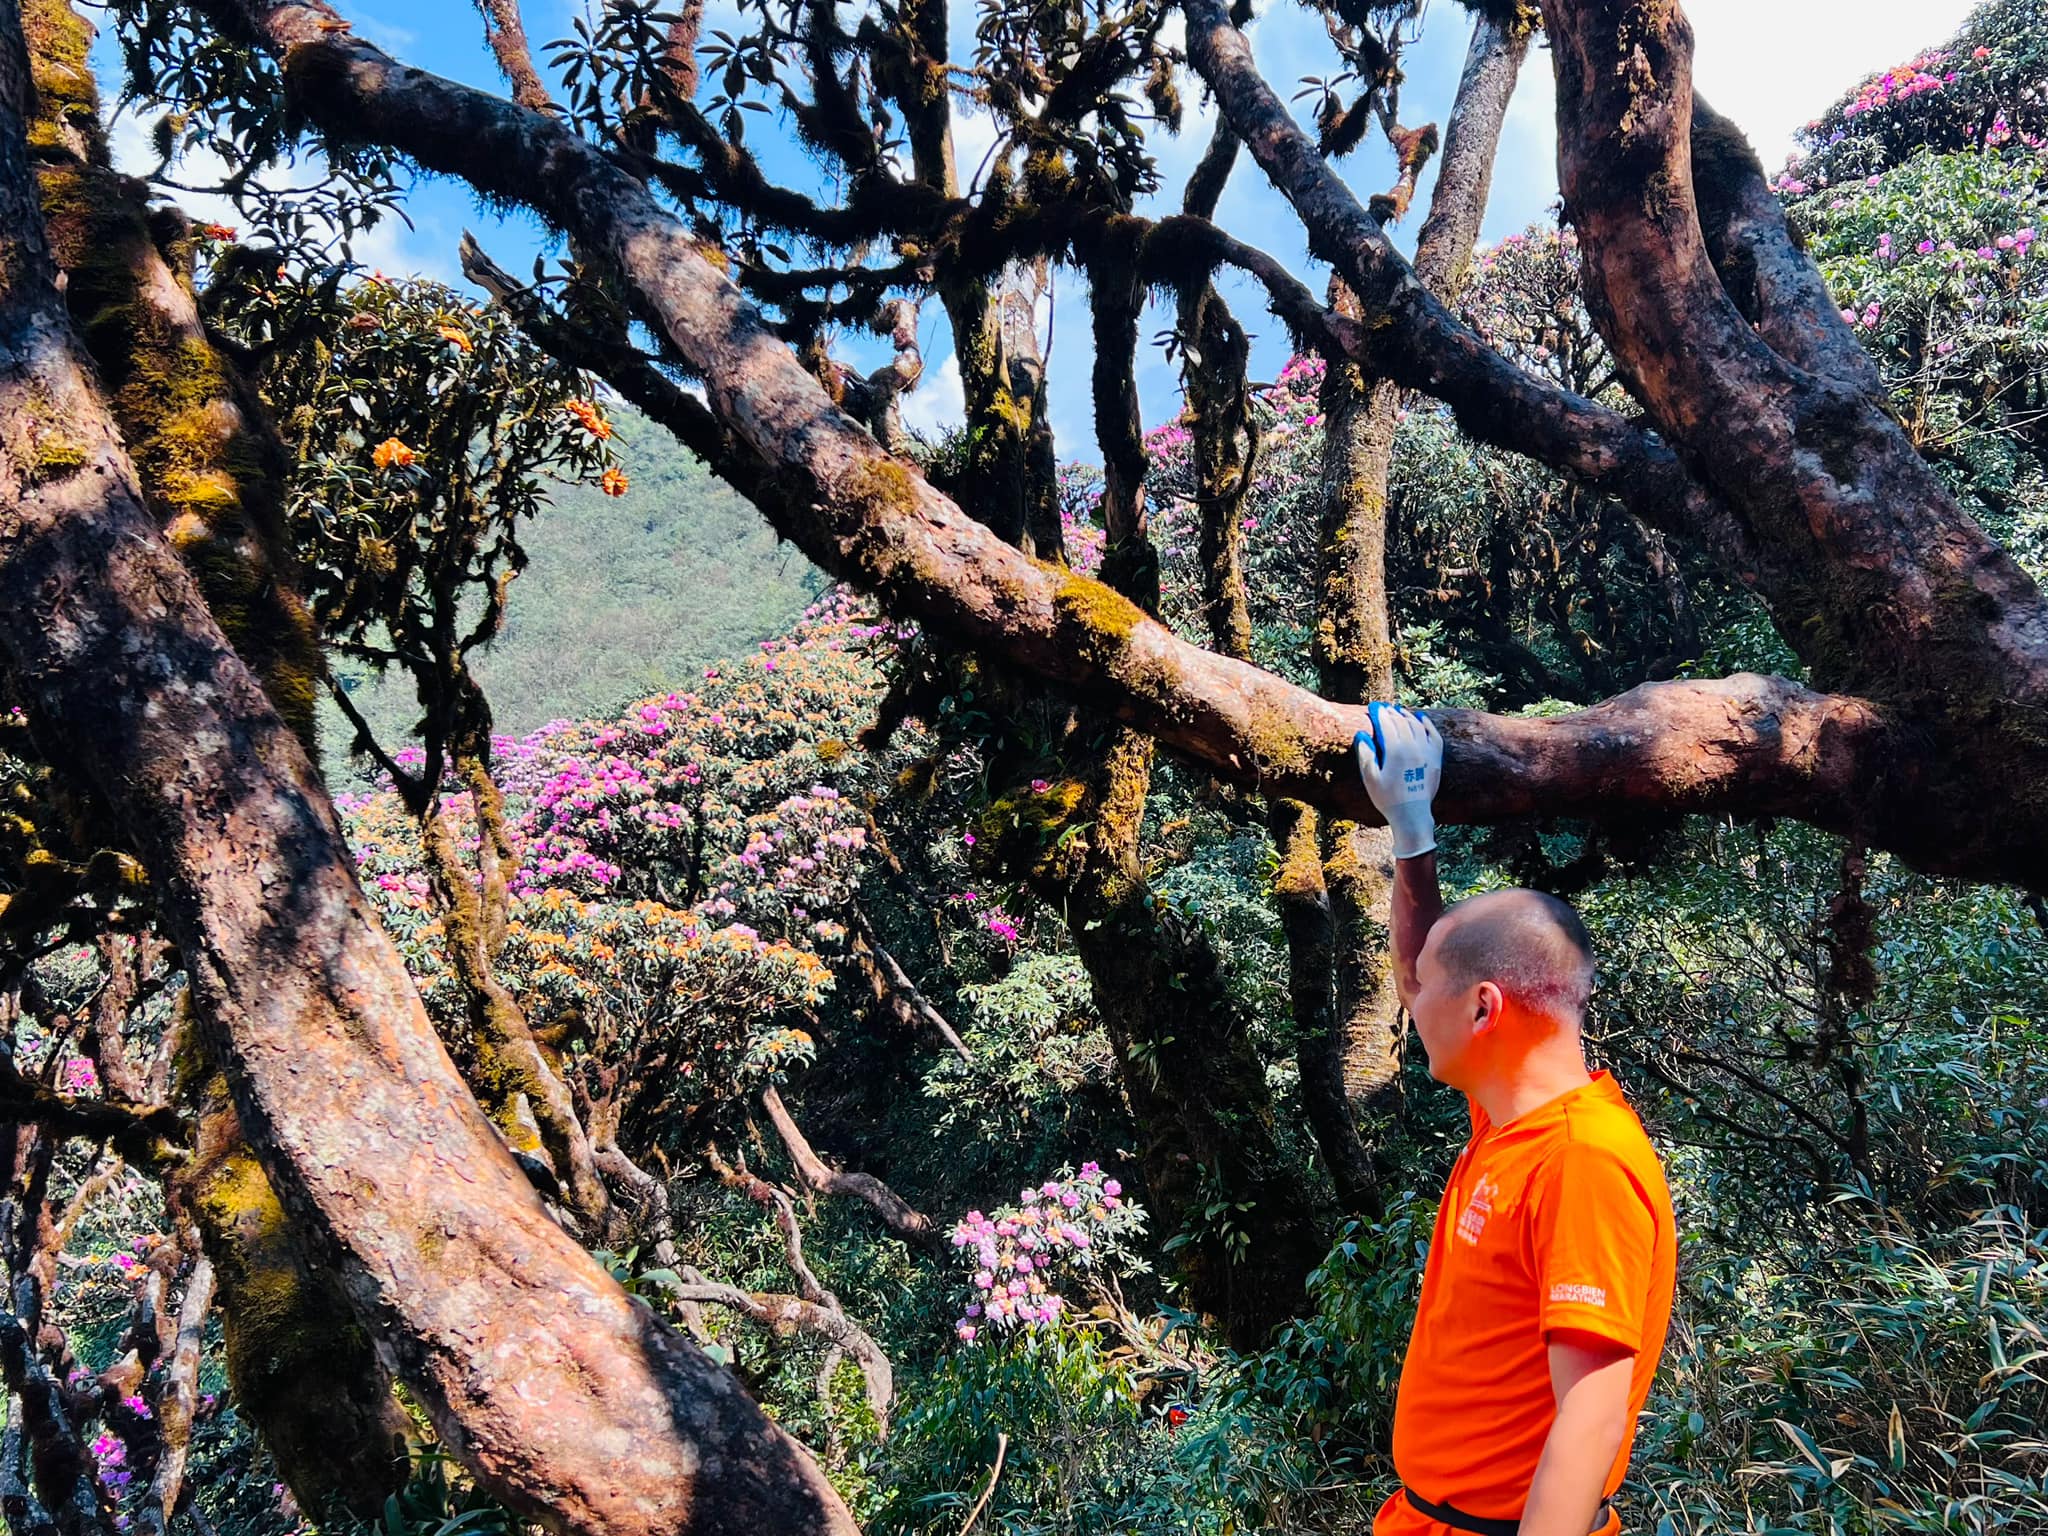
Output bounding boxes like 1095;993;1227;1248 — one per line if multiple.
1355;704;1446;1008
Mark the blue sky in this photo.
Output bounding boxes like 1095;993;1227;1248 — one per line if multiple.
97;0;1979;458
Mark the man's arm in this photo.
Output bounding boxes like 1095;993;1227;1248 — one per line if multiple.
1389;850;1444;1009
1520;1332;1636;1536
1355;704;1445;1008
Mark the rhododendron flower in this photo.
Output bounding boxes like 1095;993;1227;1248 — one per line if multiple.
371;436;416;470
600;466;630;497
564;399;613;439
435;324;473;352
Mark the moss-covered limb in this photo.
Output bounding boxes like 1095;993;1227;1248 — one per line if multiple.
1269;799;1378;1216
22;0;321;751
1177;0;1748;562
418;799;614;1231
938;261;1063;558
1312;287;1400;709
175;1065;410;1519
471;0;550;111
1322;821;1403;1100
1087;237;1152;598
1412;12;1530;302
1545;0;2048;721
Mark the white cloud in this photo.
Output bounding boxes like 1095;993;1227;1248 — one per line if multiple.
1686;0;1980;168
900;351;965;437
103;106;455;284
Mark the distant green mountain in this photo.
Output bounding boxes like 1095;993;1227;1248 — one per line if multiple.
322;409;824;779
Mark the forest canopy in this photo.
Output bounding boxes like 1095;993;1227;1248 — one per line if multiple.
0;0;2045;1532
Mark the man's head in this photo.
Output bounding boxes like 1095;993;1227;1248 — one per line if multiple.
1410;889;1595;1089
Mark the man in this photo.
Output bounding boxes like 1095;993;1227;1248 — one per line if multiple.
1353;703;1677;1536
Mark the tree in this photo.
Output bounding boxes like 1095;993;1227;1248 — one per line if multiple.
4;0;2048;1529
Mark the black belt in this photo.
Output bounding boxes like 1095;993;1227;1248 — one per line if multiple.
1404;1488;1614;1536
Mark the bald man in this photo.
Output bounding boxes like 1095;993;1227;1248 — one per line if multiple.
1354;704;1676;1536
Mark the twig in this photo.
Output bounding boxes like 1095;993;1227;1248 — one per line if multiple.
958;1432;1007;1536
848;909;972;1064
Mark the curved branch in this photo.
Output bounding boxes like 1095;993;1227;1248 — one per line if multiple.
758;1087;940;1252
1177;0;1755;570
844;907;971;1064
669;1269;894;1430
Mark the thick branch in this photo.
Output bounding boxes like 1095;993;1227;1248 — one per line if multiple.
1178;0;1753;568
1541;0;2048;862
473;0;551;111
758;1087;940;1252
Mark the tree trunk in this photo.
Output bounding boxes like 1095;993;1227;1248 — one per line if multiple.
0;17;856;1530
178;1062;411;1518
21;0;320;750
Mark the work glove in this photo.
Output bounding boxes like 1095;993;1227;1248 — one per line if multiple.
1353;703;1443;859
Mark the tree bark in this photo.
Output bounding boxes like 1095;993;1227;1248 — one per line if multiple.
177;1056;412;1518
0;14;858;1531
1537;0;2048;880
21;0;320;750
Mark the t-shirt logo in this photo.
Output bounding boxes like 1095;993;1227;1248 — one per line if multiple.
1456;1173;1499;1246
1549;1282;1608;1308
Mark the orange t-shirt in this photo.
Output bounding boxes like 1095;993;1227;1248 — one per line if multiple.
1379;1071;1676;1532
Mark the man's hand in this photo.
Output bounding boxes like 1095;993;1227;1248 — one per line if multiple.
1354;703;1442;860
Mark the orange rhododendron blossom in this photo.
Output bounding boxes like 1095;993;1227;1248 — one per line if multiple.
436;325;473;352
565;400;613;440
200;223;237;242
372;437;416;470
601;467;630;497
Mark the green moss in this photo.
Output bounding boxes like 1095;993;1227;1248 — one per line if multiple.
844;456;922;517
1054;575;1145;664
33;436;87;478
1243;696;1312;779
977;778;1088;878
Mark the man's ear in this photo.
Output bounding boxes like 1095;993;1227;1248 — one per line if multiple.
1473;980;1505;1034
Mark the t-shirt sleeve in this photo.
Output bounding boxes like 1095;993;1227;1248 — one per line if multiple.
1530;1140;1656;1352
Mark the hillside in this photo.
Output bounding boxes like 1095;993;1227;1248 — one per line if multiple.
322;409;824;773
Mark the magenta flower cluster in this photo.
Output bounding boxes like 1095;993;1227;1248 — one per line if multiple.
948;1162;1143;1342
